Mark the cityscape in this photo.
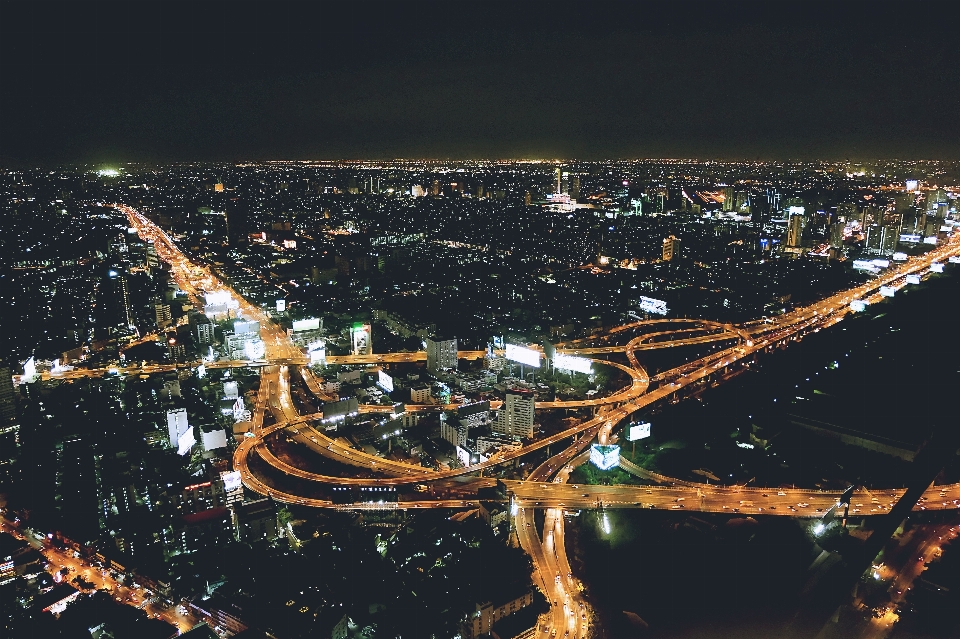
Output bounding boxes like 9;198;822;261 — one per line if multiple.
2;3;960;639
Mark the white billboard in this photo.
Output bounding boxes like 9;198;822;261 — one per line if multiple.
870;259;890;268
505;344;540;368
879;286;896;298
590;444;620;470
638;296;669;315
276;299;286;312
892;252;908;261
906;274;921;285
923;236;938;245
235;320;260;335
22;356;36;382
352;324;372;355
627;422;651;441
377;369;394;393
310;347;326;365
553;353;593;374
899;234;922;243
224;381;239;399
244;339;266;360
949;256;960;264
177;427;196;456
293;318;321;332
850;300;868;312
930;262;944;273
852;260;879;272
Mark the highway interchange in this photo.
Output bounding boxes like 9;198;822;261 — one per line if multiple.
108;205;960;639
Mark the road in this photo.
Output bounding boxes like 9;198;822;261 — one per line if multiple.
0;519;199;634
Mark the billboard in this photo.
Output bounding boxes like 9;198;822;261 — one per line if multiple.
553;353;593;374
234;320;260;335
870;259;890;268
293;318;321;332
310;347;326;365
906;274;921;285
905;180;918;192
930;262;945;273
850;300;868;312
892;252;908;261
377;369;394;393
505;344;540;368
177;427;196;456
923;236;938;245
590;444;620;470
201;429;227;450
639;296;669;315
352;323;372;355
221;470;242;494
852;260;879;273
276;299;286;312
949;256;960;264
224;381;239;399
879;286;896;298
899;234;922;243
627;422;651;441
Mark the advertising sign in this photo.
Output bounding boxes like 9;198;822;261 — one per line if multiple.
505;344;540;368
293;318;321;332
850;300;868;312
906;274;921;285
892;252;908;261
553;353;593;374
352;323;372;355
627;422;652;441
879;286;896;298
276;299;286;312
590;444;620;470
923;236;938;245
638;296;669;315
852;260;879;272
899;234;922;243
930;262;944;273
377;369;394;393
949;256;960;264
870;259;890;268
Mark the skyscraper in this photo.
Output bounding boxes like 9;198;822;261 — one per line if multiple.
426;336;458;373
494;389;534;439
662;235;680;261
786;211;805;249
722;187;735;212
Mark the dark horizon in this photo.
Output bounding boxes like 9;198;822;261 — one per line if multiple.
3;0;960;165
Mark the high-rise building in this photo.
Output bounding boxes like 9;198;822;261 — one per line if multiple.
554;167;562;195
722;187;735;212
426;336;458;373
829;222;845;249
662;235;680;262
569;176;581;200
155;303;172;329
0;367;17;426
494;389;534;439
880;221;901;255
786;212;806;249
734;191;750;214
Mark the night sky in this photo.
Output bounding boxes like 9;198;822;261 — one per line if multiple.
2;0;959;165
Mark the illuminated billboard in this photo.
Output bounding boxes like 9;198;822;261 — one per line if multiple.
930;262;944;273
352;323;372;355
244;339;266;360
276;299;286;312
505;344;540;368
852;260;879;273
905;179;918;192
224;381;239;399
293;318;321;332
590;444;620;470
879;286;896;298
850;300;868;312
949;256;960;264
638;296;669;315
553;353;593;374
899;234;922;243
906;274;921;285
892;252;908;261
377;369;394;393
310;347;326;365
627;422;651;441
177;427;196;456
870;259;890;268
923;236;938;245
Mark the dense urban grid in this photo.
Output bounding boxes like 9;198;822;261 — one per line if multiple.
1;159;959;639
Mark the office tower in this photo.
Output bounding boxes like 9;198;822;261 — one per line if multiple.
734;191;750;213
431;179;440;196
569;176;581;200
95;268;133;339
155;303;172;329
880;220;900;256
836;202;859;224
225;201;249;246
0;367;16;426
894;193;916;214
722;187;735;212
662;235;680;261
865;224;883;252
926;188;948;212
829;222;845;249
494;389;534;439
786;212;805;248
555;167;562;195
426;336;458;373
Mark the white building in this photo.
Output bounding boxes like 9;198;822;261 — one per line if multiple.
493;389;535;439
